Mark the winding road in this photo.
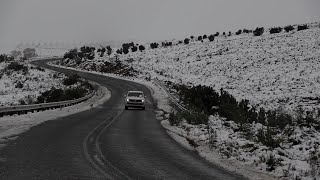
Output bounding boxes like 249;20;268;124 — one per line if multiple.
0;59;245;179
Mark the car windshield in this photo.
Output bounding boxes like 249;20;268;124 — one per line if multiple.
128;92;143;97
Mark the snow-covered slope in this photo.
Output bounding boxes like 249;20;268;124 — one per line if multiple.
0;62;66;106
115;22;320;113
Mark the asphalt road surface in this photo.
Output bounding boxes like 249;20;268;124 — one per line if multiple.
0;59;246;179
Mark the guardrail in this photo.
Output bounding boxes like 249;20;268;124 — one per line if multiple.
154;79;192;114
0;91;95;117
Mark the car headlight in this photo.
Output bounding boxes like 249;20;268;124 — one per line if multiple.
142;99;145;102
126;99;129;102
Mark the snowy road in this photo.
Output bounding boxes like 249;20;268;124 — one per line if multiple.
0;59;245;179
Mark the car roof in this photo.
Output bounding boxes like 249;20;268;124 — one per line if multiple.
127;91;143;93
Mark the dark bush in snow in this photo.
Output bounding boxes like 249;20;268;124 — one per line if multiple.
0;54;14;62
106;46;112;55
203;35;207;39
131;46;138;52
297;24;308;31
197;36;202;41
15;81;24;88
150;42;159;49
208;34;215;42
184;38;190;44
235;30;242;35
138;45;145;51
123;48;129;54
116;48;123;54
6;62;28;73
228;31;232;36
269;27;282;34
190;36;194;39
284;25;294;32
253;27;264;36
63;74;80;86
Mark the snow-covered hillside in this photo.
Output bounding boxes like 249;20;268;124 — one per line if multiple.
117;22;320;113
0;61;66;106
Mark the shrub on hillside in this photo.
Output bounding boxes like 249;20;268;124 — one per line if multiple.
253;27;264;36
131;46;138;52
64;49;78;60
297;24;308;31
270;27;282;34
284;25;294;32
184;38;190;44
190;36;194;39
215;32;219;36
235;30;242;35
243;29;251;33
228;31;231;36
64;87;87;100
0;54;14;62
150;42;159;49
6;62;28;73
116;49;123;54
123;48;129;54
63;74;80;86
139;45;145;51
203;35;207;39
107;46;112;55
197;36;202;41
15;81;24;88
208;34;215;42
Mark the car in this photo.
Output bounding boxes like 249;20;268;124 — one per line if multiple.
125;91;146;110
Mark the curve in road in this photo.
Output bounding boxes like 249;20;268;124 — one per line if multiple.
0;59;246;179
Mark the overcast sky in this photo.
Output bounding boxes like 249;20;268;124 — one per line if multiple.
1;0;320;51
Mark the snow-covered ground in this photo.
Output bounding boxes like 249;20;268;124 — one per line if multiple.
56;21;320;179
119;22;320;113
0;61;66;106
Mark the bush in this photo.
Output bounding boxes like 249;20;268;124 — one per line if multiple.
63;74;80;86
64;87;87;100
131;46;138;52
228;31;232;36
123;47;129;54
253;27;264;36
203;35;207;39
284;25;294;32
116;49;123;54
190;36;194;39
0;54;14;62
150;42;159;49
15;81;23;88
256;126;281;148
106;46;112;55
297;24;308;31
270;27;282;34
235;30;242;35
184;38;190;44
208;34;215;42
6;62;28;74
138;45;145;51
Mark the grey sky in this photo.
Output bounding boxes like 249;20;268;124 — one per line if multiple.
1;0;320;51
